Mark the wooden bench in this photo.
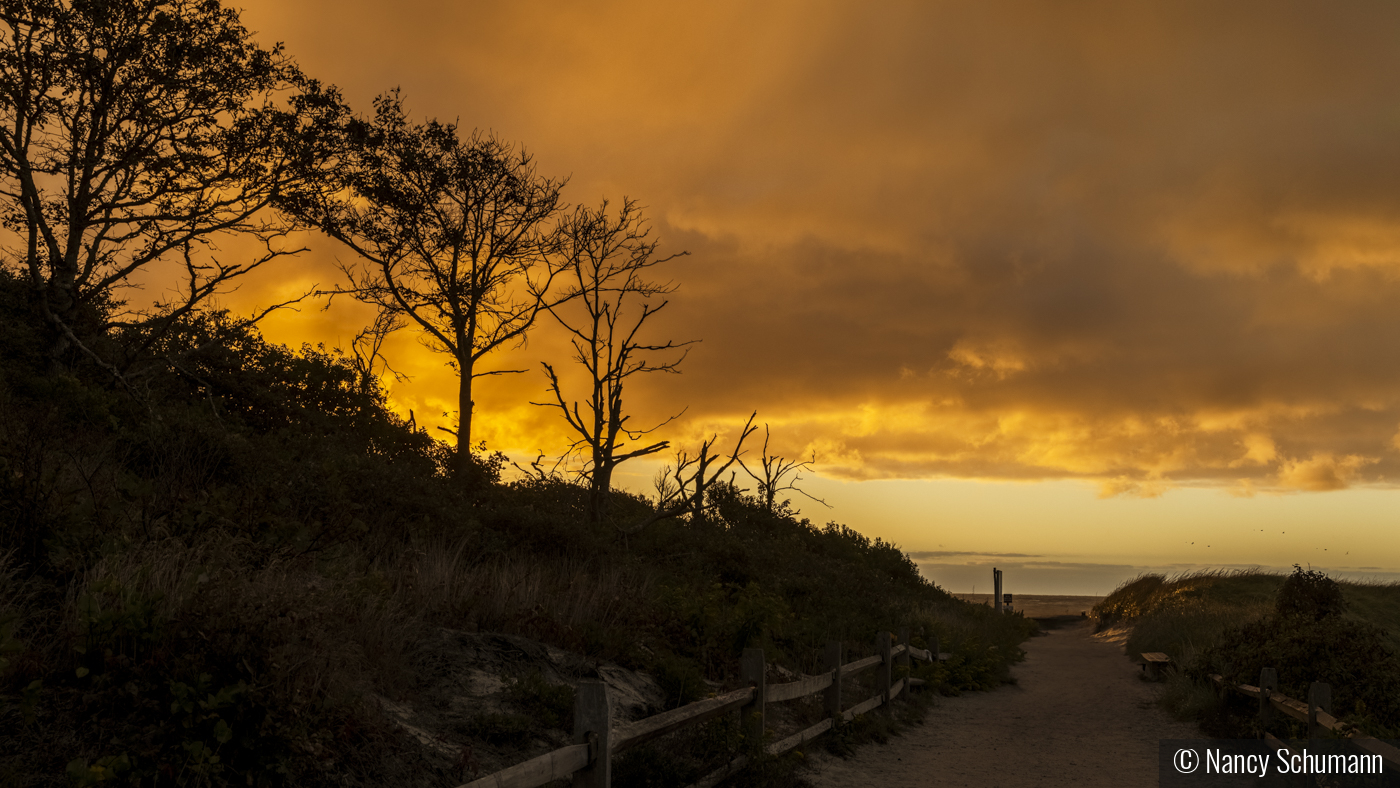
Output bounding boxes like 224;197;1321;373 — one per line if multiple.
1139;652;1171;681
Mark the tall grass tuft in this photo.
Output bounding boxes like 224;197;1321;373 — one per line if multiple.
408;545;651;630
1093;569;1281;661
393;540;656;657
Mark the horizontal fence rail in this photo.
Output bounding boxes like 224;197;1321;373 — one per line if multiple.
765;671;833;703
460;628;946;788
461;743;591;788
841;654;883;675
1209;670;1400;770
613;687;755;755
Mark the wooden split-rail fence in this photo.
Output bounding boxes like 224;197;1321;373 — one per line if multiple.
462;628;949;788
1210;669;1400;771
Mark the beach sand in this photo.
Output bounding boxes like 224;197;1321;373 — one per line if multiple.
805;619;1199;787
955;593;1103;618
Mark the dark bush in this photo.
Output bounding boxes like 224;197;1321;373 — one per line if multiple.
1191;568;1400;737
1275;564;1346;622
1195;613;1400;736
0;292;1036;785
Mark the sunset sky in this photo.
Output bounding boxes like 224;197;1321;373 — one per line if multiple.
225;0;1400;594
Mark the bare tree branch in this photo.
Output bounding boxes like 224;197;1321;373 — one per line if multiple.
739;424;831;513
621;412;758;535
532;198;693;522
346;307;408;397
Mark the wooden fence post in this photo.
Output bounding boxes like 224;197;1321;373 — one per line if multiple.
1307;682;1331;788
877;631;892;706
1308;681;1331;741
824;640;843;720
1258;667;1277;727
741;647;766;752
573;680;611;788
993;568;1002;613
898;626;910;701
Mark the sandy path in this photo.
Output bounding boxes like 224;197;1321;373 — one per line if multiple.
805;620;1199;787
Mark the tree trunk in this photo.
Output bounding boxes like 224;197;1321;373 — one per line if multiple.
690;452;710;521
455;368;475;477
589;461;614;523
40;250;78;366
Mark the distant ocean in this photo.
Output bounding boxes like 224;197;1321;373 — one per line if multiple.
955;593;1102;618
922;560;1400;599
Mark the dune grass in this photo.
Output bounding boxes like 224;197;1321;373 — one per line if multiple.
1336;582;1400;650
1094;568;1400;736
1095;570;1281;663
1095;569;1400;660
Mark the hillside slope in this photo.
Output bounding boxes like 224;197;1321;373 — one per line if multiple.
0;294;1034;787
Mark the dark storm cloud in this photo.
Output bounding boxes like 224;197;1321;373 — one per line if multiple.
237;0;1400;493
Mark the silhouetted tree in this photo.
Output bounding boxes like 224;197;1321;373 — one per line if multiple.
741;424;829;513
290;90;565;475
627;413;757;534
536;198;690;522
0;0;316;372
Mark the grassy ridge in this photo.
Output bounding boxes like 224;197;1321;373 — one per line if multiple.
1094;571;1280;664
1093;568;1400;737
0;292;1035;787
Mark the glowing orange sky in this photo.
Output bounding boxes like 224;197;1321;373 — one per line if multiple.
222;1;1400;591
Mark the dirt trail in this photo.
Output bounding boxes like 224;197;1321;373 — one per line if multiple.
806;620;1199;787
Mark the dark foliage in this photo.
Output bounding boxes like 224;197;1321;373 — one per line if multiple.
0;0;318;369
0;3;1034;778
0;298;1037;786
1193;567;1400;737
0;288;1033;785
1275;564;1347;622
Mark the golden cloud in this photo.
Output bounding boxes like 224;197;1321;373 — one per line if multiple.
1276;453;1379;492
222;0;1400;495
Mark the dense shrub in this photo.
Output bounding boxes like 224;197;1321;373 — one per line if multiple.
0;301;1034;785
1274;564;1346;622
1104;567;1400;737
1195;612;1400;736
